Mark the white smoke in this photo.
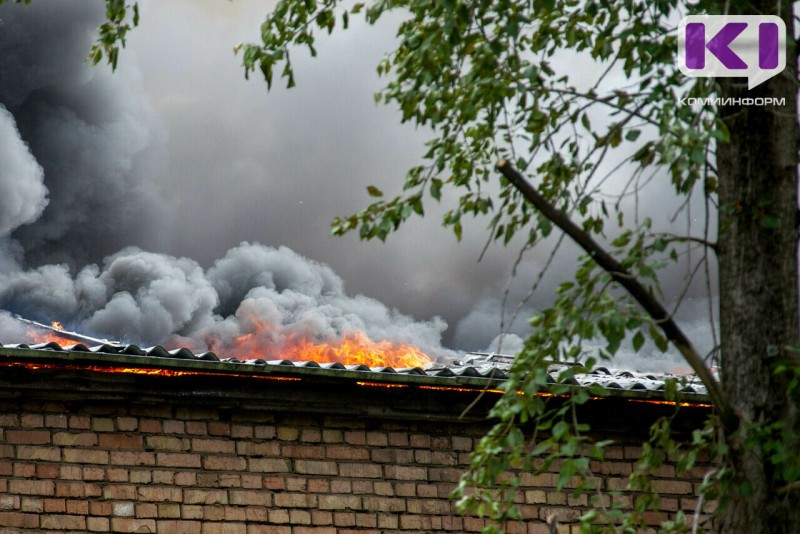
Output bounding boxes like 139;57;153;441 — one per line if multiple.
0;105;47;238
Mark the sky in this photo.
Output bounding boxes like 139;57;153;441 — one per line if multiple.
0;1;711;370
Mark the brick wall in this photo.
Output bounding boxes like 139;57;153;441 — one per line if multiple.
0;394;712;534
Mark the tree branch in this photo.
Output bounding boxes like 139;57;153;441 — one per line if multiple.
496;160;733;427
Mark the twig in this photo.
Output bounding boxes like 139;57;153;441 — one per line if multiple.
496;160;733;429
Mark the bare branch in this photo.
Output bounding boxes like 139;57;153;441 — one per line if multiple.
496;160;732;427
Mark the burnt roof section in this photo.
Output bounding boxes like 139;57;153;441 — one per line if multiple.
0;342;710;403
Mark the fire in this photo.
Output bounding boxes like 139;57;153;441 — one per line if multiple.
25;329;80;347
210;329;434;368
51;321;64;330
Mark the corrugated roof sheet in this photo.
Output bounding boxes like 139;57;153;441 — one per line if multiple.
0;341;710;403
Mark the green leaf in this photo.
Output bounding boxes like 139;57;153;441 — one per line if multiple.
366;185;384;197
625;129;641;142
632;331;645;352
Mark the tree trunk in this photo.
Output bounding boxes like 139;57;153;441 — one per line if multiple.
715;3;800;531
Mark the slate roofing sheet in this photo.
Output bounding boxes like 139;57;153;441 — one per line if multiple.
0;341;710;403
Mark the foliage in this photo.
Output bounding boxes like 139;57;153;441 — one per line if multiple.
235;0;799;530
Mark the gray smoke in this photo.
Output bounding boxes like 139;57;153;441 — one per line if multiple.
0;242;455;360
0;1;713;372
0;1;166;268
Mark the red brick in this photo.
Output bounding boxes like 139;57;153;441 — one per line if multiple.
68;415;91;429
0;494;19;510
245;506;268;521
110;518;157;532
13;463;34;477
308;479;330;493
90;501;113;516
277;426;300;441
111;451;155;466
317;495;362;511
21;414;43;428
183;489;228;505
19;497;41;512
52;431;98;446
43;498;66;512
351;481;373;494
264;476;286;491
286;477;306;492
275;493;313;508
216;507;241;523
0;511;39;528
182;504;203;519
67;499;90;515
385;465;427;480
87;517;110;532
135;503;158;518
102;485;138;500
99;434;143;449
388;432;409;446
40;513;85;530
378;513;399;529
35;464;59;479
9;479;54;496
137;486;183;502
139;419;162;433
185;421;207;435
295;460;338;476
452;436;472;451
236;441;280;456
241;474;261;489
229;490;270;506
219;473;241;487
311;510;334;525
117;417;138;431
64;448;108;464
207;421;230;436
363;496;406;512
6;430;50;444
652;480;693;495
0;414;19;426
326;445;369;460
157;453;201;468
254;425;276;439
91;417;115;432
231;424;254;438
176;472;197;486
203;456;246;471
248;458;290;472
162;420;185;434
80;466;104;481
153;471;173;486
16;445;60;462
339;462;382;478
145;435;187;451
343;431;366;445
157;520;202;534
364;432;387;446
410;434;430;448
322;429;343;443
193;438;235;454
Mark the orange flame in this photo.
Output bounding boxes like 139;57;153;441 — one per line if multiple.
25;329;79;347
51;321;64;331
209;329;433;368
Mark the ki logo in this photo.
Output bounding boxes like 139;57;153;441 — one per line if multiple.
678;15;786;90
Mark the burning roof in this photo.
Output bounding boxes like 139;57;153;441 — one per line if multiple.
0;339;710;407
